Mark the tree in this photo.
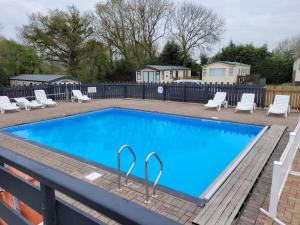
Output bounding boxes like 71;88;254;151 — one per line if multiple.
158;40;183;65
96;0;130;62
0;39;41;85
0;24;4;39
21;5;94;77
199;54;209;77
212;41;294;83
96;0;171;67
106;59;136;81
77;40;110;83
200;54;209;65
171;2;224;66
212;41;270;74
257;51;293;84
277;34;300;59
126;0;172;62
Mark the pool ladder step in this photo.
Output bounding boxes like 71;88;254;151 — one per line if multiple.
117;145;163;204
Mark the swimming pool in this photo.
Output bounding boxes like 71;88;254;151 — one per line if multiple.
3;108;265;200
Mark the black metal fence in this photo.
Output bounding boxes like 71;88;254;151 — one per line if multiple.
0;82;266;107
0;146;180;225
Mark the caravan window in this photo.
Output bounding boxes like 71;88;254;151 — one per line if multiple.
209;68;226;76
156;71;160;81
137;71;141;80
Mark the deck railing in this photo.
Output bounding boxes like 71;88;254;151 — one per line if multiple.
260;118;300;224
237;74;260;84
0;82;266;108
0;146;180;225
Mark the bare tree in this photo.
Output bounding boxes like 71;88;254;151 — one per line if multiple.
277;34;300;58
127;0;172;62
0;24;4;40
96;0;171;66
96;0;130;62
171;2;224;65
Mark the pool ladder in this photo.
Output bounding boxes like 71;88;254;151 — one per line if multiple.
117;145;136;191
117;145;163;204
144;152;163;204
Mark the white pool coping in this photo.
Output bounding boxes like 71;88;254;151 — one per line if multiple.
200;125;269;201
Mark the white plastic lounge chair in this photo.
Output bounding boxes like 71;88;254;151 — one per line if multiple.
71;90;91;103
0;96;20;114
34;90;57;107
235;93;256;114
204;92;228;111
14;97;44;110
267;95;290;118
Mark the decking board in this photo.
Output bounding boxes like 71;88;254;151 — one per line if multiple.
193;125;286;225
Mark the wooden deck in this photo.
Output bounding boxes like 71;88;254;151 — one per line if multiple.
193;125;286;225
0;99;296;225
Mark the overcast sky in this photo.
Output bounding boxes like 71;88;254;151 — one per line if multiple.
0;0;299;55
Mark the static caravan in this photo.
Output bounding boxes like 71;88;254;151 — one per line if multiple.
136;65;191;83
202;61;251;84
293;57;300;85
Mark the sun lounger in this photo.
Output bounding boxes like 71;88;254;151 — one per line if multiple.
235;93;256;114
0;96;20;114
267;95;290;117
34;90;57;107
204;92;228;111
15;97;44;110
71;90;91;103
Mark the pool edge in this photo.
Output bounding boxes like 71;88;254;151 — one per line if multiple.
0;106;267;206
200;125;269;201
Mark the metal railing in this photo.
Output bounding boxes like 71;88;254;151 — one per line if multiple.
0;146;179;225
117;144;136;191
144;152;163;204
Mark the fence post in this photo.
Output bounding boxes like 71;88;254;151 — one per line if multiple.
142;83;146;99
204;84;209;103
183;84;187;102
65;84;70;101
124;83;127;98
41;184;57;225
163;84;166;101
261;86;266;108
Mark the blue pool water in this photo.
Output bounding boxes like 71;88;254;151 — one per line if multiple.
3;108;263;197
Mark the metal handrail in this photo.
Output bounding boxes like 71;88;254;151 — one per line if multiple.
0;146;180;225
144;152;163;204
117;144;136;191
